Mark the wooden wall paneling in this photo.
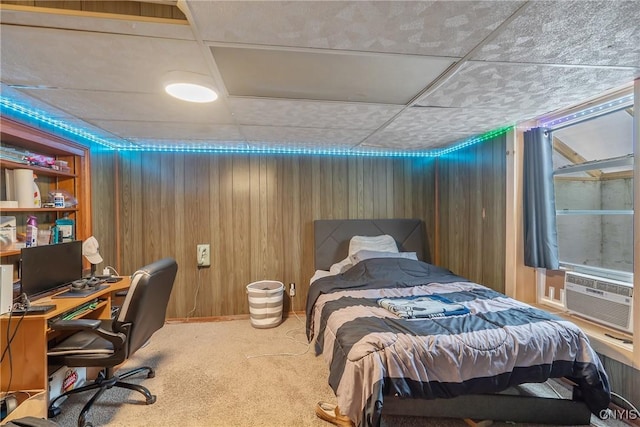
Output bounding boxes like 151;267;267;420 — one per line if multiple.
117;153;134;273
599;354;640;412
484;136;507;292
171;153;187;317
90;149;117;273
282;155;301;311
320;157;334;218
299;156;316;296
333;157;349;220
109;154;438;318
437;136;506;291
142;152;163;264
3;0;188;20
392;159;405;218
265;155;283;282
208;155;223;317
249;156;263;285
159;153;178;317
232;155;251;314
424;159;437;261
192;154;213;317
178;153;200;317
218;156;235;315
462;144;480;282
363;157;374;218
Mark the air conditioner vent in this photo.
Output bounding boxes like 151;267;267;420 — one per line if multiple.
564;271;633;333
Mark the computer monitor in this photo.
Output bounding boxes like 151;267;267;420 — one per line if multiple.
20;240;83;300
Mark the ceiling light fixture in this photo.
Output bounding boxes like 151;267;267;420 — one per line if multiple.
163;71;218;103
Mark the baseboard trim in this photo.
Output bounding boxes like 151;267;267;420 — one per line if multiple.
167;311;305;324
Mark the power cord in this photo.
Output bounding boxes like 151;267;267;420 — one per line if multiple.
103;266;120;277
1;301;28;401
610;390;639;413
245;296;310;359
186;267;202;320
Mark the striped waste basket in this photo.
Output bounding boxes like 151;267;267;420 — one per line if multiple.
246;280;284;329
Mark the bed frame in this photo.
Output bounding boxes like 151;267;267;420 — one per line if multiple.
314;219;428;270
312;219;593;425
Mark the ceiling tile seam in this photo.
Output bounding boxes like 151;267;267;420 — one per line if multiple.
353;0;534;149
465;59;639;71
225;95;402;108
177;0;238;128
204;39;462;61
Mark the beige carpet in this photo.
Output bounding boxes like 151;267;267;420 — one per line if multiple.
50;316;623;427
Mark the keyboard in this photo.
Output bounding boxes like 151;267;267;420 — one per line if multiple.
11;304;56;315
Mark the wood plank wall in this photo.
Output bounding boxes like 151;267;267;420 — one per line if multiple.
103;152;436;318
0;1;186;19
437;134;507;292
90;149;118;275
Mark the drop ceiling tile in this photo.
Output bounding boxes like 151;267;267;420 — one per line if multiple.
19;88;234;123
229;98;401;129
0;25;209;93
89;120;244;141
362;129;475;150
211;46;453;104
387;106;514;136
417;62;637;121
474;1;640;67
189;1;524;56
240;126;369;146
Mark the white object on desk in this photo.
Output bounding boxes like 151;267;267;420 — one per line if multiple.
0;265;13;315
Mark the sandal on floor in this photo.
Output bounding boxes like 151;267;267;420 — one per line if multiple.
315;401;354;427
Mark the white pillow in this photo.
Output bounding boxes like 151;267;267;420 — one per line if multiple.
350;250;418;264
329;257;353;275
348;235;398;257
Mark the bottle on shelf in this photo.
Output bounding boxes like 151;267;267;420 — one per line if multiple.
26;215;38;247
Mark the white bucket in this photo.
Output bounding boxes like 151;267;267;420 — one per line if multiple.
246;280;284;329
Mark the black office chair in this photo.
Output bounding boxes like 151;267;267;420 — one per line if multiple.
47;258;178;427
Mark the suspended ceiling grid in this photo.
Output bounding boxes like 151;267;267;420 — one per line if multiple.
0;1;638;154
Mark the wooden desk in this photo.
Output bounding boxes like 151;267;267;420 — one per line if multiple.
0;277;130;415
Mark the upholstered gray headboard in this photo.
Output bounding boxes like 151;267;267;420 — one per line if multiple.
314;219;428;271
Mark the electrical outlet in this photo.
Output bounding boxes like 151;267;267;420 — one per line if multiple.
197;244;210;267
289;283;296;297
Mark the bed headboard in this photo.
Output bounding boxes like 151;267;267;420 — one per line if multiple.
313;219;428;271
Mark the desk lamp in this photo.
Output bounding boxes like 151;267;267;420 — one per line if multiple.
82;236;103;277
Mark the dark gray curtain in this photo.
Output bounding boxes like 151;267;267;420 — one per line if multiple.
523;128;559;269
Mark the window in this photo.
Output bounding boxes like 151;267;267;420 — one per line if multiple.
552;103;634;279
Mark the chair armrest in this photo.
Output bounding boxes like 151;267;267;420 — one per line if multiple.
49;319;101;331
49;318;127;345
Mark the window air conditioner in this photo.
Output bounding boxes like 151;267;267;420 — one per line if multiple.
564;271;633;333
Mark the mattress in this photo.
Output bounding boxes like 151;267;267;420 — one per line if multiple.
306;257;611;427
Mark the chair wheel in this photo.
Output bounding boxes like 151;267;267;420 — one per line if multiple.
147;370;155;379
48;406;62;418
147;394;157;405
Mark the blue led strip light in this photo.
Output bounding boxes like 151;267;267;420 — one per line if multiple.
1;96;511;157
0;96;118;150
539;94;634;129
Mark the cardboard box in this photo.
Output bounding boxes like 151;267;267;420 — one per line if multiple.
0;216;16;249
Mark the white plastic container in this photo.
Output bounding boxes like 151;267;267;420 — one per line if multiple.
54;192;65;208
246;280;284;329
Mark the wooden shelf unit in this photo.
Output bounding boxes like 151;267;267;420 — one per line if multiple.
0;117;92;275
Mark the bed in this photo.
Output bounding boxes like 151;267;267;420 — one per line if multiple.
306;219;611;427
